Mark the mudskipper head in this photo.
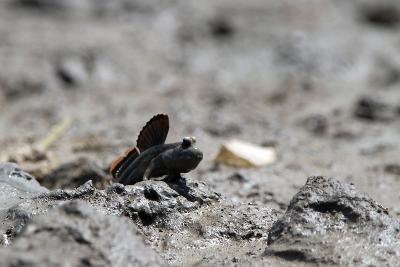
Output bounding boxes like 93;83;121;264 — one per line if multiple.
162;136;203;173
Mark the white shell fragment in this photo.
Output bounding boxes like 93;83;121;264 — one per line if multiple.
215;139;277;168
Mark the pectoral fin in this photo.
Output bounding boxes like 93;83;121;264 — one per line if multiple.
143;155;167;180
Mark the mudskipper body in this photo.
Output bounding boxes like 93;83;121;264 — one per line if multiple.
110;114;203;185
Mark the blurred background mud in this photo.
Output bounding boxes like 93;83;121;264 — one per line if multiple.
1;0;400;214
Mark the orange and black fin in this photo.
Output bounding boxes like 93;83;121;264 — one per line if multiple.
136;114;169;152
110;147;140;180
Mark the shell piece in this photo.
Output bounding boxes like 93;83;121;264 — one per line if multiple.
136;114;169;152
110;147;139;180
215;139;277;168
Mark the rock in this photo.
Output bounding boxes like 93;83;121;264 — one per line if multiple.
215;139;277;168
152;201;279;266
0;75;44;101
0;163;48;209
0;201;166;267
301;114;328;136
120;177;222;226
39;157;111;189
0;163;48;240
205;123;241;137
370;56;400;87
208;17;235;40
227;172;248;183
265;176;400;265
55;51;116;89
353;96;395;122
360;3;400;29
55;55;90;88
0;174;222;240
10;0;86;13
0;163;47;194
116;178;280;266
384;163;400;176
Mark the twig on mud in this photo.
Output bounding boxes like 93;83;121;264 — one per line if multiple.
38;117;72;151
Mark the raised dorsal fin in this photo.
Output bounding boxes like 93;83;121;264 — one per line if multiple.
136;114;169;152
110;147;139;180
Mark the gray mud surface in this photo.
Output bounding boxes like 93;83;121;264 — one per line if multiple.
1;0;400;266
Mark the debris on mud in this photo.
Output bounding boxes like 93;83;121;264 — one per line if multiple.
215;139;277;168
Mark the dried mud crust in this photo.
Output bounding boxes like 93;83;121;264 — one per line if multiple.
2;165;399;266
0;165;280;266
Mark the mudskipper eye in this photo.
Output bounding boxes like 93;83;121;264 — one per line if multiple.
182;137;191;148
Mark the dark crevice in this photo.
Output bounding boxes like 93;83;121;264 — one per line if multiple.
138;211;156;226
267;220;285;245
143;187;161;202
309;201;360;222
